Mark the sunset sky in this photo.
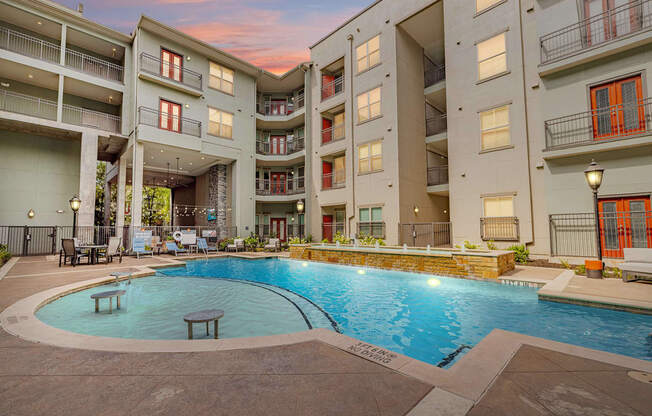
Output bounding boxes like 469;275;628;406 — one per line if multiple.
55;0;370;74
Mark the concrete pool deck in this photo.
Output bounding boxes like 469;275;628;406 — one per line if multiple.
0;255;651;415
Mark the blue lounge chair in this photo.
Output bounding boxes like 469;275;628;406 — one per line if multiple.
133;237;153;259
166;241;187;256
197;238;217;255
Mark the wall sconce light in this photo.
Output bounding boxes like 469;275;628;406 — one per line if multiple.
186;56;191;61
27;209;35;218
413;205;419;214
185;104;190;108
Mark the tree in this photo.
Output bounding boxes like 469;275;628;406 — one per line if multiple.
94;162;106;226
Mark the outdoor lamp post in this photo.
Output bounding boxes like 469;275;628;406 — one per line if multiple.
584;160;604;262
296;199;304;241
69;195;81;238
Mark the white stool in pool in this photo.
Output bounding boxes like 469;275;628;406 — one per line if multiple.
183;309;224;339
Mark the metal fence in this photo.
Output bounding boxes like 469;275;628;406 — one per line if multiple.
65;49;123;82
138;106;201;137
0;24;60;63
540;0;652;64
357;222;385;239
399;223;452;247
62;104;121;133
480;217;520;241
426;101;447;137
549;211;652;258
424;56;446;88
321;222;346;241
255;137;305;155
259;96;305;116
321;171;346;190
0;89;57;121
139;52;202;90
321;76;344;101
545;98;652;149
427;166;448;186
255;177;305;196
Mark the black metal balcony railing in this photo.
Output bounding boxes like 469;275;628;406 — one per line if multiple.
544;98;652;150
62;104;121;133
0;89;57;121
0;24;60;63
321;124;345;145
426;113;447;137
480;217;519;241
424;56;446;88
255;177;305;196
357;222;386;239
255;137;305;155
321;76;344;101
138;106;201;137
65;49;123;82
139;52;202;90
549;211;652;259
258;95;305;116
540;0;652;64
254;224;305;240
321;171;346;190
427;166;449;186
321;222;346;241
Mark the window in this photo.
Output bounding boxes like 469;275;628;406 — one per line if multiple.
357;87;381;122
333;112;345;140
358;141;382;173
590;75;644;139
159;99;181;132
209;62;234;94
359;207;383;237
477;33;506;80
477;0;503;13
356;35;380;73
161;49;182;82
480;105;510;150
483;196;514;217
208;107;233;138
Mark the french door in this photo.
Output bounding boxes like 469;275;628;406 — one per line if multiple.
161;49;182;82
270;136;286;155
271;218;287;241
270;173;286;194
322;118;333;144
598;196;652;258
583;0;642;46
159;99;181;132
322;161;333;189
269;100;286;116
590;75;644;140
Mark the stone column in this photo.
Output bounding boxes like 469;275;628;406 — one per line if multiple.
130;141;144;227
208;164;228;238
77;132;98;226
116;153;127;238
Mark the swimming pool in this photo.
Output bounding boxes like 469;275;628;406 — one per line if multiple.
39;257;651;366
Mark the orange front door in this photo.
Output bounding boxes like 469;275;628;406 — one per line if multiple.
598;196;652;258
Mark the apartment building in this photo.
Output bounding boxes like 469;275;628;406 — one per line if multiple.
1;0;651;257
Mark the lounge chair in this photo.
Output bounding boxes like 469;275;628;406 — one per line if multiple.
620;248;652;282
59;238;89;267
166;241;188;256
227;238;244;252
197;238;217;255
264;238;280;252
133;237;153;259
98;236;122;264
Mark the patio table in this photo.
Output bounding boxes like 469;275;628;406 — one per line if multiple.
77;244;108;264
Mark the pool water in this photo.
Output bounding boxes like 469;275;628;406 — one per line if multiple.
38;258;651;367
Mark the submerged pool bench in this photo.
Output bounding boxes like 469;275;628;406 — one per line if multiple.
91;290;126;313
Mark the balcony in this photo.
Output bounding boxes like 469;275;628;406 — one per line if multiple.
321;171;345;190
139;52;202;92
424;56;445;88
427;166;448;186
255;177;305;196
0;89;57;121
480;217;519;241
544;98;652;150
540;0;652;65
257;95;304;116
138;106;201;137
65;49;123;83
357;222;385;239
62;104;121;133
321;222;346;241
321;123;345;145
256;137;304;156
0;24;60;64
426;113;447;137
321;76;344;101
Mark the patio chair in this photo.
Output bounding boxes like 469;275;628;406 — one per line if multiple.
151;235;162;255
59;238;89;267
197;238;217;255
264;238;280;252
227;238;244;252
166;241;188;256
133;237;153;259
97;237;122;264
620;248;652;282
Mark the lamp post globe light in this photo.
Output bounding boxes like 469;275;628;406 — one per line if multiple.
69;195;81;238
584;160;604;264
296;199;304;241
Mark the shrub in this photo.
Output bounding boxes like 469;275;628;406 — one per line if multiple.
357;233;386;246
0;244;11;266
289;237;308;244
507;244;529;264
219;238;234;251
165;235;175;241
560;259;571;269
321;238;329;243
333;232;350;245
575;264;586;275
306;234;313;243
486;240;497;250
464;240;480;250
244;235;260;250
